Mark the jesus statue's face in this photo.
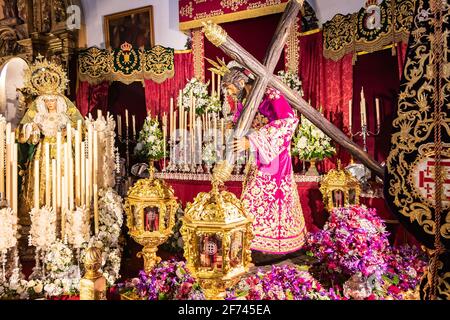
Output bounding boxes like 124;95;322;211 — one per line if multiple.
225;79;249;102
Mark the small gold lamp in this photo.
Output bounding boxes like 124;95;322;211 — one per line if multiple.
320;160;361;211
124;164;178;273
180;161;253;300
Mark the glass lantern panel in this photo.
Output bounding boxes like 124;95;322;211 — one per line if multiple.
332;190;345;208
198;234;223;271
144;206;160;232
229;231;243;268
133;205;141;230
349;189;356;204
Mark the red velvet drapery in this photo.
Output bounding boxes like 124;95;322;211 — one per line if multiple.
396;42;408;80
76;81;110;117
144;51;194;117
299;31;353;171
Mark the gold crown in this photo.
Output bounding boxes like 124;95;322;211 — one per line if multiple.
365;0;378;7
120;41;133;52
23;54;69;96
205;56;230;77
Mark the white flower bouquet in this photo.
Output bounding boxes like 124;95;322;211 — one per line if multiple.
29;207;57;250
277;70;303;96
0;208;18;254
180;78;221;114
292;116;336;161
202;141;218;165
134;115;165;161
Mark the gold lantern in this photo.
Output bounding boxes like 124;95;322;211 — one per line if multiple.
124;163;178;273
180;162;253;300
319;160;361;211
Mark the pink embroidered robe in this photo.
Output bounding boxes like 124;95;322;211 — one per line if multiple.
237;88;307;254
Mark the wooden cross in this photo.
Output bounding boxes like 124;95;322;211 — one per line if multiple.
203;0;383;177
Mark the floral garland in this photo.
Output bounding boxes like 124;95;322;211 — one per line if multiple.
180;78;221;114
226;265;340;300
117;260;205;300
292;116;336;160
134;115;165;161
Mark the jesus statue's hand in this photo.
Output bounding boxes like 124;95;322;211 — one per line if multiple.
232;137;250;153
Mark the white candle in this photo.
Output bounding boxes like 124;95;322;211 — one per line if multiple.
64;143;69;211
45;143;50;206
85;157;90;209
117;115;122;136
217;75;221;98
360;88;366;127
170;97;174;140
5;124;11;205
212;72;215;97
34;159;39;209
375;98;380;127
12;143;17;215
56;131;62;213
97;109;102;119
75;130;80;206
0;121;4;196
125;109;129;131
52;159;57;211
132;115;136;137
61;176;66;239
88;124;93;206
81;142;85;206
93;130;99;235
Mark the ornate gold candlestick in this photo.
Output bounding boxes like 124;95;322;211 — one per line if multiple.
80;247;107;300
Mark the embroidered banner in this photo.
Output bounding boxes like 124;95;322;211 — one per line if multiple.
78;45;175;85
323;0;415;61
179;0;291;30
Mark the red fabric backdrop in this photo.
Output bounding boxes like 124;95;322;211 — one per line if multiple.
299;31;353;172
76;81;109;117
352;48;400;164
144;51;194;117
204;13;285;85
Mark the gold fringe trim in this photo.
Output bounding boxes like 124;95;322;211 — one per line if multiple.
179;3;288;31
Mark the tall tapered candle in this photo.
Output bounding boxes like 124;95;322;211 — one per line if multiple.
85;157;90;209
132;115;136;137
173;112;177;143
93;130;99;235
45;143;50;206
213;115;217;147
64;143;69;211
117;115;122;136
56;131;62;212
61;176;66;238
0;121;4;195
34;159;39;209
125;109;129;130
221;118;225;145
197;118;202;159
52;159;57;211
349;99;353;131
217;75;221;98
375;98;380;127
81;142;85;206
184;109;188;163
12;143;17;214
75;130;80;206
360;88;366;127
88;124;93;205
170;97;174;140
212;72;215;97
5;124;11;205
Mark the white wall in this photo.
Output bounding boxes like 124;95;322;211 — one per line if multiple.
81;0;188;49
308;0;366;25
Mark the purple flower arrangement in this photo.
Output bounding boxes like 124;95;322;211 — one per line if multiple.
381;245;428;299
117;260;205;300
305;206;390;282
225;265;341;300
